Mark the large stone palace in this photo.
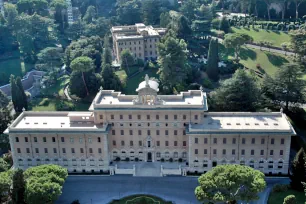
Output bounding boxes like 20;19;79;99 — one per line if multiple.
111;23;166;62
5;75;295;175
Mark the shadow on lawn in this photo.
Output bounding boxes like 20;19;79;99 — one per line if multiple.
266;52;289;67
240;47;257;60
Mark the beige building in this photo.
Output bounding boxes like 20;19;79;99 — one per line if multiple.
111;23;166;62
5;75;295;175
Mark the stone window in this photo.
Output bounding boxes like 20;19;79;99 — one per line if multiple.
183;115;186;120
35;148;39;153
147;115;150;120
98;137;101;143
174;152;178;158
174;141;177;146
15;137;19;142
261;138;265;144
156;130;160;135
183;130;186;135
174;115;177;120
147;130;150;135
195;149;198;154
156;152;161;158
111;115;114;119
278;161;283;169
270;150;274;155
165;141;169;146
232;138;236;144
223;138;227;144
232;149;235;155
53;148;57;154
139;141;142;146
62;148;66;154
204;149;207;154
121;130;124;135
182;152;187;158
212;161;217;167
251;138;255;144
121;141;125;146
26;148;30;153
222;149;226;155
79;137;83;143
130;141;133;147
138;130;142;135
194;115;198;120
138;115;141;120
88;137;92;143
61;137;65;142
251;149;254;155
98;148;102;154
213;149;217;154
271;138;275;144
174;130;177;135
89;148;93;154
129;115;132;119
241;149;245;155
242;138;246;144
280;150;283;156
129;130;133;135
71;148;75;154
100;115;103;119
156;115;159;120
204;138;208;144
25;137;28;143
80;148;84;153
165;115;168;120
195;138;198;144
157;141;160;146
281;138;285;145
120;115;123;120
165;130;168;135
183;141;186;146
268;161;274;169
213;138;217;144
260;150;264;155
34;137;37;142
70;137;74;143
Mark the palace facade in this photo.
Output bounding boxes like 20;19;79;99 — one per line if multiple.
5;75;295;175
111;24;166;62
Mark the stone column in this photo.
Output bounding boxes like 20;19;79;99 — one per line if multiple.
284;135;291;174
188;135;192;168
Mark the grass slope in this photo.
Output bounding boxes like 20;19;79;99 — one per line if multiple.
219;43;293;77
268;189;305;204
41;75;70;97
231;27;291;48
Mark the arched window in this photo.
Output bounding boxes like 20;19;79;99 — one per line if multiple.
174;152;178;158
203;160;208;168
63;159;68;166
27;159;32;166
249;160;255;168
98;159;103;166
90;159;95;166
278;161;283;169
156;152;161;158
72;159;77;166
259;160;264;168
113;151;118;156
81;159;86;166
165;152;170;158
45;159;50;164
54;158;59;164
221;159;227;164
268;161;274;169
36;159;41;166
240;160;245;166
18;159;23;166
182;152;187;158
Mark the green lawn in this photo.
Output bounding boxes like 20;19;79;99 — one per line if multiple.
219;43;293;77
109;194;172;204
268;189;305;204
231;27;291;48
123;68;159;95
0;51;33;84
41;75;70;97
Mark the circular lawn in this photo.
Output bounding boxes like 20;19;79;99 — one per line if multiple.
109;194;173;204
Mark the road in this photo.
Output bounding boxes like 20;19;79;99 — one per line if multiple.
56;176;289;204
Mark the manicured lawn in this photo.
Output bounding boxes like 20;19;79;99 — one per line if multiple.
124;68;159;94
219;43;293;77
268;189;305;204
231;27;291;48
41;75;70;97
109;194;172;204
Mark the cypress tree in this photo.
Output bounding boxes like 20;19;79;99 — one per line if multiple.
290;148;306;191
15;77;28;111
11;169;25;204
206;39;219;81
219;16;230;33
10;75;18;112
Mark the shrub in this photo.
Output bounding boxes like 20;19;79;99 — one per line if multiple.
202;78;213;89
272;184;289;193
211;18;221;29
115;157;120;161
169;158;173;162
178;158;183;163
161;158;165;162
277;23;284;31
283;195;296;204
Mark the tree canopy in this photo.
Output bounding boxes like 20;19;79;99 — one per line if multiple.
195;164;266;204
210;69;259;111
206;38;219;81
224;33;253;61
290;148;306;191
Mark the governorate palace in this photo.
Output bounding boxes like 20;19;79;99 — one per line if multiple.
4;75;295;176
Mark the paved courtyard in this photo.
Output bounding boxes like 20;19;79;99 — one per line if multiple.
56;176;289;204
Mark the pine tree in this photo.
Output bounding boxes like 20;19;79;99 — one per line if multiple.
206;39;219;81
290;148;306;191
15;77;28;111
219;16;230;33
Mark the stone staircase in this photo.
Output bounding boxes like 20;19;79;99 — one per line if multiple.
135;162;161;177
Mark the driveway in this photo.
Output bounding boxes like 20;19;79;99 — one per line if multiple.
56;176;290;204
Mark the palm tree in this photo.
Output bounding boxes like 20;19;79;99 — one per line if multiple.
70;56;94;96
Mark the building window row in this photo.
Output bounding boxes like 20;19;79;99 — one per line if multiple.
112;140;187;147
194;137;285;145
16;136;102;143
109;114;197;121
194;149;284;156
112;129;185;136
17;147;103;154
